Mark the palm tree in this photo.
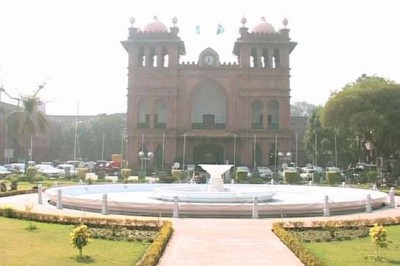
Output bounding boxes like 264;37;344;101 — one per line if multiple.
5;85;49;168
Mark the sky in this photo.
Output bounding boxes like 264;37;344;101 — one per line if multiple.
0;0;399;116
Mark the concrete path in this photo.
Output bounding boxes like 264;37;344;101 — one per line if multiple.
1;193;399;266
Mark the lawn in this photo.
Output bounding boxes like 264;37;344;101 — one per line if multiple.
304;225;400;265
0;216;150;265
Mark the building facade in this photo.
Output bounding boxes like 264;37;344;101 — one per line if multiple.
121;16;297;172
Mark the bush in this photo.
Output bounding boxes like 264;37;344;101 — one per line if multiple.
159;175;177;183
171;170;182;181
326;171;341;186
121;169;131;181
26;167;38;183
367;171;378;183
284;172;300;184
76;168;88;180
236;171;248;182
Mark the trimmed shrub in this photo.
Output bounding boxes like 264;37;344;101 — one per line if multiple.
26;167;38;183
171;170;182;181
76;168;88;180
326;171;340;186
284;172;300;184
121;168;131;181
367;171;378;183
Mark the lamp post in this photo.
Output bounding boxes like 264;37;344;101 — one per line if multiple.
73;121;82;161
138;151;153;177
278;152;292;169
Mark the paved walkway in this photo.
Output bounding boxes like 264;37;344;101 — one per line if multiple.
0;193;399;266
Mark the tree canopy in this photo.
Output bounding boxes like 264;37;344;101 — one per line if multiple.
320;75;400;159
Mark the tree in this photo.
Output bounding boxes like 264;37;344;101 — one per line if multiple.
290;101;318;117
321;75;400;161
5;85;49;166
303;107;358;168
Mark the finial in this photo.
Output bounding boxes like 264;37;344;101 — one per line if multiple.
282;17;288;28
261;16;266;22
172;16;178;26
153;15;158;21
241;16;247;27
129;17;135;27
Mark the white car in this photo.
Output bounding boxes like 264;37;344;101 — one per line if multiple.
56;164;77;176
0;165;12;177
257;167;272;178
36;164;63;177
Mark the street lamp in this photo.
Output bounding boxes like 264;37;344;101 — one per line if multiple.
139;151;153;177
73;121;82;161
278;152;292;169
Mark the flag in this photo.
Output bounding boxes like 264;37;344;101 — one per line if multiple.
216;24;224;35
195;25;200;34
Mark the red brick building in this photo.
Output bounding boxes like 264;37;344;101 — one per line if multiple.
121;16;296;173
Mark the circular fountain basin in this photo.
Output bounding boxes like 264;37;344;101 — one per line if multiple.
151;185;275;203
45;183;389;218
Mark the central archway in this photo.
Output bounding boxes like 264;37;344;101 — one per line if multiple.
193;144;224;164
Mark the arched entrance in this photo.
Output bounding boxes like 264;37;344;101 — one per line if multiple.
193;144;224;164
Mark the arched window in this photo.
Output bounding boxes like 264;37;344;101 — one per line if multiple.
191;82;227;129
150;47;157;67
138;99;150;128
137;47;145;67
251;100;264;129
250;47;258;68
267;100;279;129
154;100;167;128
272;48;280;69
261;48;269;68
162;47;169;67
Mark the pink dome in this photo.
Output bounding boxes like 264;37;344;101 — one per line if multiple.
252;17;276;34
143;16;168;33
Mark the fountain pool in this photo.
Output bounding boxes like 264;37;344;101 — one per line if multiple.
45;183;389;218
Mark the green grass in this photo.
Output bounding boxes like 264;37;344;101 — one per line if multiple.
0;216;150;265
304;225;400;265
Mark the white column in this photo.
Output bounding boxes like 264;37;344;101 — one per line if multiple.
252;196;259;219
37;184;42;204
101;193;108;215
389;187;396;208
56;189;62;209
173;196;179;218
366;194;372;213
323;195;330;216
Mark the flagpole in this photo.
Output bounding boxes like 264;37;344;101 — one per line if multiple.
335;134;338;166
233;134;237;168
274;134;278;172
253;134;256;172
183;133;186;171
295;133;298;167
162;132;165;172
141;134;144;151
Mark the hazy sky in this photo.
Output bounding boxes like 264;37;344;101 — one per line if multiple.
0;0;399;115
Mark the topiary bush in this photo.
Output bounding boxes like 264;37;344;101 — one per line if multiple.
284;172;300;184
26;167;38;183
121;168;131;182
326;171;341;186
77;168;88;180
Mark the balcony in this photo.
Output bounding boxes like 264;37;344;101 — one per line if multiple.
192;123;226;129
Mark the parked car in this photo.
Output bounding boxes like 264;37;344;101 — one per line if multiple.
236;166;251;177
257;166;272;178
0;165;12;178
35;164;63;177
9;163;25;173
56;164;77;176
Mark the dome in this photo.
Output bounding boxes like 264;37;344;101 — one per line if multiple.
252;17;276;34
143;16;168;33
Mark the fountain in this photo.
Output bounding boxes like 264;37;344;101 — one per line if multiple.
150;164;276;203
43;164;390;218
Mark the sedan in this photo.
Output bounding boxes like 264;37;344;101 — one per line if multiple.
0;165;12;178
36;164;63;177
56;164;77;176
